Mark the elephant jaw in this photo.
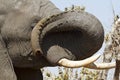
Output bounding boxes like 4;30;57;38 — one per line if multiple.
31;11;116;69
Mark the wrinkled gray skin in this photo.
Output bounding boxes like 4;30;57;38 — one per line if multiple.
0;0;61;80
0;0;104;80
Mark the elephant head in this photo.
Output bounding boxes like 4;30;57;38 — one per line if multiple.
31;11;115;69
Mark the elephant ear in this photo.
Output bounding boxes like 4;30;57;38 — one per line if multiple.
31;11;115;69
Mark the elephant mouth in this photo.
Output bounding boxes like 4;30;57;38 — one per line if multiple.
41;26;84;60
31;11;115;69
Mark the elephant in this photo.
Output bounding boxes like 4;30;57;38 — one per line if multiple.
0;0;116;80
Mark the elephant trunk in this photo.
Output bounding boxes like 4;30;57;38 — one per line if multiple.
31;11;115;69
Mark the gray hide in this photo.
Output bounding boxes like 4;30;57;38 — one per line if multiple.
0;0;61;80
0;0;104;80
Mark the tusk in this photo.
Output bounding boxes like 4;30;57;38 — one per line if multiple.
84;62;116;69
58;54;101;68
